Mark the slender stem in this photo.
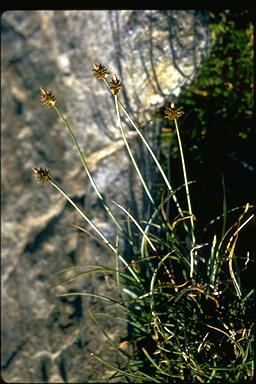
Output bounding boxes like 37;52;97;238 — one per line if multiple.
49;178;140;283
140;190;174;257
231;213;254;237
114;95;155;205
167;132;173;218
103;78;184;219
174;118;195;246
53;105;95;192
149;252;171;326
190;243;208;278
115;236;120;293
52;104;132;241
120;101;184;214
117;98;190;234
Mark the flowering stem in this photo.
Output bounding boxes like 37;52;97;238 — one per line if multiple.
119;102;183;209
174;118;195;246
114;95;155;205
103;77;184;218
115;96;189;233
49;178;140;284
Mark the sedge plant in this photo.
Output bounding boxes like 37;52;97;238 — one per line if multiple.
33;63;254;383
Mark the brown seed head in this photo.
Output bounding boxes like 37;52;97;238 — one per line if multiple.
164;102;184;121
40;87;56;107
109;74;123;95
33;167;52;183
92;63;109;80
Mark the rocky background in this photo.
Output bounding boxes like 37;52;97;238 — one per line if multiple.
1;10;211;383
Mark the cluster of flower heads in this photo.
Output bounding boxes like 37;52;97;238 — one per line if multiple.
40;87;56;107
92;63;123;95
35;65;184;180
40;64;183;120
92;63;109;80
164;102;184;121
33;167;51;183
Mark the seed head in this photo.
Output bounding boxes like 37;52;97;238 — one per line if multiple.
164;102;184;120
109;74;123;95
92;63;109;80
40;87;56;107
33;167;52;183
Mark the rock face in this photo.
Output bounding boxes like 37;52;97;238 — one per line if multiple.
1;10;211;383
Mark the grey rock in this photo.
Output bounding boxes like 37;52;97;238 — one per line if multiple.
1;10;211;382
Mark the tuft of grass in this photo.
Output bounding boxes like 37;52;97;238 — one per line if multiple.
34;65;254;383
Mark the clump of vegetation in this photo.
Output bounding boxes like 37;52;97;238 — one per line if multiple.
34;55;254;382
33;12;255;384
